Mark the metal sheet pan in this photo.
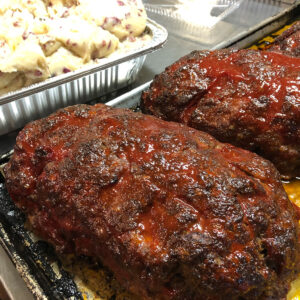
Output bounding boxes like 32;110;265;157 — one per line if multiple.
0;19;168;136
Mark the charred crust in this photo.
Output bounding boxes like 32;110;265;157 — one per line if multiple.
4;103;300;300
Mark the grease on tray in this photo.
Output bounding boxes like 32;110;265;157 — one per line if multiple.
249;21;298;51
62;255;139;300
0;0;151;96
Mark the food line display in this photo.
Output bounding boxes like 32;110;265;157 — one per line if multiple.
0;2;299;300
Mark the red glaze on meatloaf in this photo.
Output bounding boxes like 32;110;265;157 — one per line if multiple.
5;104;300;299
141;49;300;178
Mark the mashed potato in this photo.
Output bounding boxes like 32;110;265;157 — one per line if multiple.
0;0;150;95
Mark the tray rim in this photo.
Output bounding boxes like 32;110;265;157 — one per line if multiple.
0;223;47;300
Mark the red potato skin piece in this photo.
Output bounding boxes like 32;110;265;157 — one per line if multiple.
267;21;300;57
4;104;300;300
141;49;300;179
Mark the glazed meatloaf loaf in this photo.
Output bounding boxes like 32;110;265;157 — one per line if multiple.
141;49;300;179
5;104;299;300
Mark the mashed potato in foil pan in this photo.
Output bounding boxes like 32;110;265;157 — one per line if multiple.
0;0;167;135
0;0;149;94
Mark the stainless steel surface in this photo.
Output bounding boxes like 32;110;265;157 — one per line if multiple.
0;243;34;300
0;206;47;300
0;19;168;136
108;81;151;108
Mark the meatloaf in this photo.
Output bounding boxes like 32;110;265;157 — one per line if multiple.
267;21;300;57
4;104;300;300
141;49;300;179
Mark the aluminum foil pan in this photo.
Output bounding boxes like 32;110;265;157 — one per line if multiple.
144;0;243;45
0;19;168;136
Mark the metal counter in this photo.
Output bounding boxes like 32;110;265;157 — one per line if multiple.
0;246;33;300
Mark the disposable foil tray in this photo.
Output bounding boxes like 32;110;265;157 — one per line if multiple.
144;0;299;48
144;0;243;44
0;19;168;136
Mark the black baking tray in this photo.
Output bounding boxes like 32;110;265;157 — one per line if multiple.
0;152;83;300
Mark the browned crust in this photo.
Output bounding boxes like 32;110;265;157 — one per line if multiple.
141;49;300;179
4;104;300;299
